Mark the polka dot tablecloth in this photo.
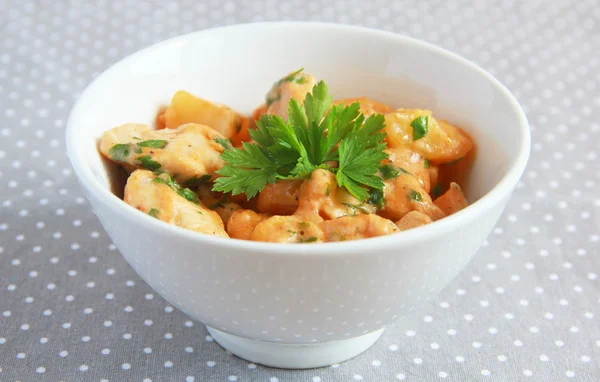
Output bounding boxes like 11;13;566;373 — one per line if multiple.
0;0;599;380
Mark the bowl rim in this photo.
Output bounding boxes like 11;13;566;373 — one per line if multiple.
66;21;531;255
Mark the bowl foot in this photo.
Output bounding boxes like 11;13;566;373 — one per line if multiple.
205;326;384;369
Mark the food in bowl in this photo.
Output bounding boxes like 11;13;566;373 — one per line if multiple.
98;69;474;243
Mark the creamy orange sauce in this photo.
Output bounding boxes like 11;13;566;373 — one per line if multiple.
100;70;474;243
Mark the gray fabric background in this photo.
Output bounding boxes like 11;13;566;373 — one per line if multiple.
1;0;599;380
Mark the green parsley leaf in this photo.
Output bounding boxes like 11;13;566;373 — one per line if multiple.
137;139;168;148
148;208;160;218
213;142;279;199
431;183;443;199
137;155;161;171
299;236;318;243
213;78;388;201
411;115;428;141
108;143;131;162
424;158;429;168
337;139;386;201
408;189;422;202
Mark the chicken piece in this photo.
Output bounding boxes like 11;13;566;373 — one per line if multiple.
257;179;302;215
99;123;226;184
333;97;393;117
321;214;399;242
434;182;468;216
384;147;431;192
124;170;228;237
265;70;317;120
378;173;445;222
162;90;243;139
295;169;376;224
227;209;270;240
384;109;473;164
395;211;433;231
251;215;324;243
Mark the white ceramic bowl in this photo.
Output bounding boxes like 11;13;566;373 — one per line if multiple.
66;22;530;369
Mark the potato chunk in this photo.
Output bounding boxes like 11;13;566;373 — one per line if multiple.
321;214;399;241
434;182;468;215
384;109;473;164
162;90;243;138
99;123;226;184
124;170;227;237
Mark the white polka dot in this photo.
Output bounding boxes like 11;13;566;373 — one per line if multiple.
79;365;88;372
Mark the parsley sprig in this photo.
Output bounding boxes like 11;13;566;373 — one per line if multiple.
213;80;388;201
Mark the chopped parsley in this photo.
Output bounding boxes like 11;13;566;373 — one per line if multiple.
265;68;307;108
325;183;330;196
178;188;200;204
424;158;429;168
153;173;199;205
410;115;428;141
379;164;399;180
276;68;305;85
265;94;280;108
342;203;371;215
137;139;168;148
137;155;161;171
368;188;385;211
379;164;410;180
213;80;388;201
408;189;422;202
183;174;212;188
299;236;318;243
214;137;232;150
431;183;443;199
148;208;160;218
108;143;131;162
